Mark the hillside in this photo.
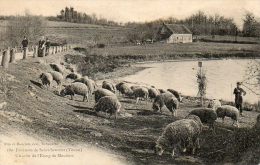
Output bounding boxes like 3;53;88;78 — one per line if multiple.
0;50;260;165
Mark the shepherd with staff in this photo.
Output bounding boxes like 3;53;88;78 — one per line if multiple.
233;82;246;116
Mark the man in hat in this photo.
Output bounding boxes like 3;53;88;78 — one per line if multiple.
233;82;246;116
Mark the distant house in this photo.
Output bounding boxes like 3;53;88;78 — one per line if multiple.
158;23;192;43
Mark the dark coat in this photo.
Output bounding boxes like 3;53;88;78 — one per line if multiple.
233;87;246;104
22;39;28;48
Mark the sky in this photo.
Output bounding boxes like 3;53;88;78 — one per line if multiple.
0;0;260;28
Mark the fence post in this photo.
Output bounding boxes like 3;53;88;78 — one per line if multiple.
42;47;46;57
22;47;28;59
1;48;10;68
33;46;36;57
10;48;16;63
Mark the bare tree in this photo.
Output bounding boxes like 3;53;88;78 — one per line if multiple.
6;12;46;47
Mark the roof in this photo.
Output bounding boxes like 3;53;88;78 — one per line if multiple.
164;24;192;34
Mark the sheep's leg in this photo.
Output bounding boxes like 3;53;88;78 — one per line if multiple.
222;117;225;123
171;149;175;157
83;95;86;102
136;97;139;104
196;138;200;149
115;112;117;120
86;93;89;102
71;95;73;100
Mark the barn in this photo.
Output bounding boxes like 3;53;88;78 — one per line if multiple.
158;23;192;43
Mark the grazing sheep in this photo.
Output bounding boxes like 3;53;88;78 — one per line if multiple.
167;89;183;102
208;99;221;110
216;105;240;127
152;92;179;116
60;82;89;102
102;81;116;93
115;82;125;90
155;115;203;157
94;88;116;103
39;72;53;89
50;63;64;74
158;89;167;94
49;71;63;86
66;73;82;80
148;87;160;100
74;77;96;95
94;96;121;119
254;114;260;129
127;87;149;104
189;108;217;130
117;83;133;96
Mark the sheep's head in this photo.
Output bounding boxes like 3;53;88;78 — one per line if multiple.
60;88;67;97
154;143;164;156
152;102;160;112
60;85;70;97
39;73;44;79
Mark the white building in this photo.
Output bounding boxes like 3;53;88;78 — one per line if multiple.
158;23;193;43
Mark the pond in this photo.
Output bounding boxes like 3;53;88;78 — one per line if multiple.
120;59;260;103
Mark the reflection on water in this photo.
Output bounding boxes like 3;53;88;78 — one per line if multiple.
120;59;260;103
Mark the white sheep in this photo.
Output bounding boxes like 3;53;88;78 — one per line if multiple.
167;89;183;102
189;108;217;130
66;73;82;80
49;71;63;87
117;83;132;96
148;87;160;100
152;92;179;116
50;63;64;74
60;82;89;102
216;105;240;127
155;115;203;157
74;77;96;95
39;72;53;89
102;81;116;93
94;96;121;119
158;89;167;94
94;88;116;103
208;99;221;110
127;87;149;104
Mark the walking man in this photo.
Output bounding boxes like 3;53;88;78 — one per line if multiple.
233;82;246;116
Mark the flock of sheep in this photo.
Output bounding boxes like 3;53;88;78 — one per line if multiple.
39;62;245;158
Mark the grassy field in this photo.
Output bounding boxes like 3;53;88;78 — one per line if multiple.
89;42;260;60
0;50;260;165
198;35;260;44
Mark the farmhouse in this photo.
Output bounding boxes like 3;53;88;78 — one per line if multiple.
158;23;192;43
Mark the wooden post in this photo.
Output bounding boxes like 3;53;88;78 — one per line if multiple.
49;47;53;55
22;47;28;59
34;46;38;57
1;49;10;68
198;61;204;106
42;47;46;57
10;48;16;63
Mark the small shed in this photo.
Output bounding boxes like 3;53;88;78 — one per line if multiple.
158;23;192;43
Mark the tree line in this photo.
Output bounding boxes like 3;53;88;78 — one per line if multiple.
53;7;120;26
124;11;260;42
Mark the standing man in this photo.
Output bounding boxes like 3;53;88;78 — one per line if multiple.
45;38;51;55
21;36;28;48
38;36;46;57
21;36;29;59
233;82;246;116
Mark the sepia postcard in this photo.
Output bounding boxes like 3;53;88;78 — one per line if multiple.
0;0;260;165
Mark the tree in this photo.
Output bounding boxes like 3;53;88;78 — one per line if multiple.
243;12;258;37
6;12;46;47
